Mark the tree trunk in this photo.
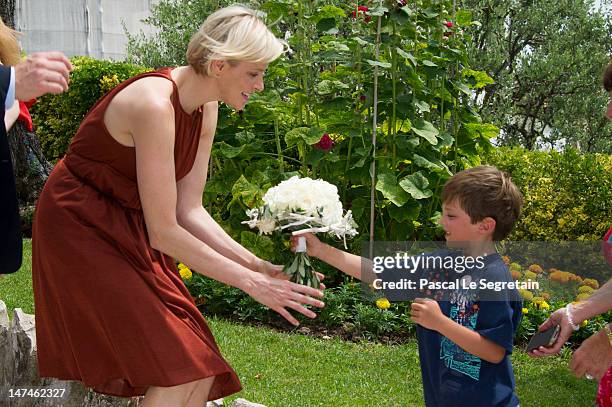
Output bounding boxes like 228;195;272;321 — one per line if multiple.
8;123;53;236
2;2;54;236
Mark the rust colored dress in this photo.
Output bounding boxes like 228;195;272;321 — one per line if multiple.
32;68;242;398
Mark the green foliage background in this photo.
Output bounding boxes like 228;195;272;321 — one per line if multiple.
30;57;149;163
486;147;611;241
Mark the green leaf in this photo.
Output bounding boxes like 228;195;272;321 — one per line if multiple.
285;127;322;147
396;48;417;67
455;10;472;26
399;172;433;200
411;119;439;145
376;173;409;206
316;18;337;32
462;69;495;89
313;5;346;20
353;37;371;47
464;123;500;140
219;142;244;159
422;60;437;67
366;60;392;69
235;130;256;144
231;175;261;207
421;8;439;18
412;154;443;172
327;41;350;52
367;5;388;16
415;100;430;113
388;201;421;222
316;79;350;95
453;81;471;95
240;231;275;260
434;132;454;149
351;147;371;169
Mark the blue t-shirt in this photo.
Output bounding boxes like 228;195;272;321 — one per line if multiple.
416;252;522;407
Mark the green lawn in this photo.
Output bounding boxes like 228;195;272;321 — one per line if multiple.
0;240;598;406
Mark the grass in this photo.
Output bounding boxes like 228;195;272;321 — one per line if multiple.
0;240;35;316
0;240;598;406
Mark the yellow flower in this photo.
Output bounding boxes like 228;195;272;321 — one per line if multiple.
522;308;529;315
576;293;591;302
539;301;550;310
528;264;543;274
179;265;192;280
580;319;588;328
376;298;391;310
519;289;534;301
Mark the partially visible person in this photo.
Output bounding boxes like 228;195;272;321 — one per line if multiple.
293;165;524;407
531;62;612;407
0;17;71;276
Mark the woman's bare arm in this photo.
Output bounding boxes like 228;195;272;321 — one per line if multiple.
122;82;322;325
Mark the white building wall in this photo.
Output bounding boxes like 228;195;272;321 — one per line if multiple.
15;0;158;60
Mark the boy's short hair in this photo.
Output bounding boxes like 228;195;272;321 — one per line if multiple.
604;62;612;92
186;5;287;76
441;166;523;241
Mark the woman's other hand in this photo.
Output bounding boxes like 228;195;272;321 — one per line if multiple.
244;272;325;326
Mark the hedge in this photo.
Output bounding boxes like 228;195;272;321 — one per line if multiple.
31;56;149;163
485;147;611;241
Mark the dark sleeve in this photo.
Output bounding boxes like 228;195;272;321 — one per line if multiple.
0;66;10;96
0;66;10;119
476;299;522;355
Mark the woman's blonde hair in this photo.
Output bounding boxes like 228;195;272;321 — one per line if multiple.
187;4;286;76
0;17;21;66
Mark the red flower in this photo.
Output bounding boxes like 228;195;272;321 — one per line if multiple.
445;21;453;28
359;95;366;102
314;133;335;151
351;5;369;20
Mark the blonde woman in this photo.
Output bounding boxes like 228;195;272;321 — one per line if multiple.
32;5;324;406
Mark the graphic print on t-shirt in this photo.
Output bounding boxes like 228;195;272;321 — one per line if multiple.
440;282;481;381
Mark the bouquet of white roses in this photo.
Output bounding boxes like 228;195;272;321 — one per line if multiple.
243;176;358;288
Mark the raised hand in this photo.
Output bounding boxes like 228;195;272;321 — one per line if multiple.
14;52;72;100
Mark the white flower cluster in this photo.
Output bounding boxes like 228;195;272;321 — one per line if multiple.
243;176;358;242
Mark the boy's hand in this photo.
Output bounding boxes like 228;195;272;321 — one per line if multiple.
411;298;445;331
290;232;324;258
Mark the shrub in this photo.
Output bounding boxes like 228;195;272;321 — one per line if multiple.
30;56;149;162
486;147;611;242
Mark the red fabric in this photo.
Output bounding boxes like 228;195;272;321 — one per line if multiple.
17;101;33;132
598;367;612;407
603;226;612;266
32;68;241;399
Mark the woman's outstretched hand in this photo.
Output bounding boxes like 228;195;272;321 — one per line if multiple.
244;271;325;326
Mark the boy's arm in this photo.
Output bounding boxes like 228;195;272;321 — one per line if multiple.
411;298;506;364
436;315;506;363
292;233;374;282
316;243;375;282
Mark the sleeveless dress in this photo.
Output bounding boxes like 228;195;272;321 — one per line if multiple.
31;68;242;399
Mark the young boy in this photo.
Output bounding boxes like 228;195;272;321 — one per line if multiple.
293;165;524;406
